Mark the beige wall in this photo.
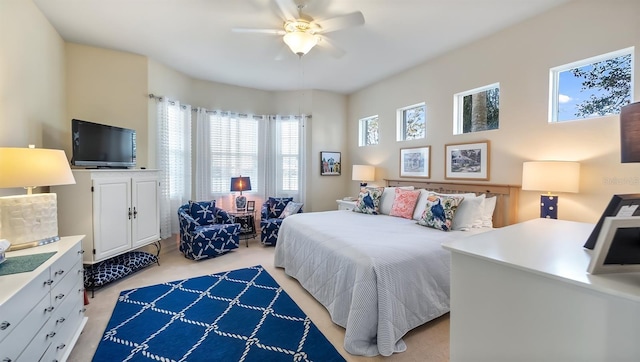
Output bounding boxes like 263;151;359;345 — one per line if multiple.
66;43;149;167
0;0;66;196
348;0;640;223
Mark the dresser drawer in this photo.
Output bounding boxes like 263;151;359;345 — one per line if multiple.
49;242;82;289
17;308;60;362
0;268;50;343
0;293;51;362
51;260;83;310
42;298;85;362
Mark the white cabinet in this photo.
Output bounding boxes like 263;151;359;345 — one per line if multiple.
442;218;640;362
0;236;87;362
53;170;160;264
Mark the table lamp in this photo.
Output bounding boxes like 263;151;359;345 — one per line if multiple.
0;146;76;250
352;165;375;187
620;101;640;163
230;176;251;211
522;161;580;219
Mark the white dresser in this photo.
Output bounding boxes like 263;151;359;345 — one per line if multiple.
0;236;87;362
442;219;640;362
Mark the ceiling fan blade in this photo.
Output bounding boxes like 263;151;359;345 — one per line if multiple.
232;28;286;35
275;0;299;20
316;36;346;58
316;11;365;33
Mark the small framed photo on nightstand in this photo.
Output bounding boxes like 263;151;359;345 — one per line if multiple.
246;200;255;212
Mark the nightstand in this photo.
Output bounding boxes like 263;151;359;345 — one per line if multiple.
336;199;357;211
228;210;256;247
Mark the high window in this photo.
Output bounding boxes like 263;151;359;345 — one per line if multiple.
397;103;426;141
453;83;500;135
358;115;379;146
549;47;633;122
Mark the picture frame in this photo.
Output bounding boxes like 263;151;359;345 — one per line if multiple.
320;151;341;176
400;146;431;178
445;141;490;180
246;200;255;212
588;216;640;274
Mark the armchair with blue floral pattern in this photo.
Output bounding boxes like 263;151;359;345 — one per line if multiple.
260;197;303;246
178;201;241;260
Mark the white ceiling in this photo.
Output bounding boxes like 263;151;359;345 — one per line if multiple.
34;0;569;94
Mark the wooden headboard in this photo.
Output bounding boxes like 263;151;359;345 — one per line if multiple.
385;179;520;228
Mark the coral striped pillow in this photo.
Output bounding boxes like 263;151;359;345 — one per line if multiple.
389;188;421;219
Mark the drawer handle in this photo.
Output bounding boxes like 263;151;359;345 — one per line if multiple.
78;249;85;254
0;321;10;330
79;288;85;292
57;343;66;350
55;293;65;300
45;306;54;313
81;307;87;313
54;269;65;276
56;317;66;324
3;358;12;362
46;331;56;338
44;279;53;286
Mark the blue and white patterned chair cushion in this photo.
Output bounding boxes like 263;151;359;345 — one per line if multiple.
84;251;158;288
178;203;240;260
260;198;302;246
189;200;217;225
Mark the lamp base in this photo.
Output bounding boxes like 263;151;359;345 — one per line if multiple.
235;195;247;211
540;195;558;219
0;193;60;250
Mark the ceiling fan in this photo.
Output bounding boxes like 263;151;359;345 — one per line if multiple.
232;0;365;57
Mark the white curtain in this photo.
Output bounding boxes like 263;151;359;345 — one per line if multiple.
156;98;191;238
264;115;307;205
194;107;211;201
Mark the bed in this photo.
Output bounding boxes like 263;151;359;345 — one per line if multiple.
274;180;519;356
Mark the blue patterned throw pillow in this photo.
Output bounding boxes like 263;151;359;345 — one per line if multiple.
417;194;463;231
189;200;216;225
267;197;293;218
353;187;384;215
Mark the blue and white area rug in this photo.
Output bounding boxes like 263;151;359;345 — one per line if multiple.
93;265;345;362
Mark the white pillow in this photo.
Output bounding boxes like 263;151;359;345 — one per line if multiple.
480;196;497;228
379;186;414;215
452;194;486;231
412;190;476;220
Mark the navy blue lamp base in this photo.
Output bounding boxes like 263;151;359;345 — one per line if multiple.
540;195;558;219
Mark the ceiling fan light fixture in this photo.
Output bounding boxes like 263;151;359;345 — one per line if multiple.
283;30;318;56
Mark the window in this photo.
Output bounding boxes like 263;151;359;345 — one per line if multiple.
549;47;633;122
397;103;425;141
453;83;499;135
272;115;302;193
209;113;261;195
359;115;379;146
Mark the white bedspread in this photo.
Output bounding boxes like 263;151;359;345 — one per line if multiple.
274;210;488;356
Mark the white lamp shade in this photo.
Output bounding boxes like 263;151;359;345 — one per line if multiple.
0;147;76;190
522;161;580;193
283;31;318;56
352;165;375;182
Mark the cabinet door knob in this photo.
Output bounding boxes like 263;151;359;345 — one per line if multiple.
128;207;132;219
133;206;138;218
0;321;10;330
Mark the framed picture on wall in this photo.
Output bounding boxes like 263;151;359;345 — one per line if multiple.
400;146;431;178
445;141;490;180
320;151;341;176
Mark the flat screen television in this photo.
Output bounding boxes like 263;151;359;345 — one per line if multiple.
584;194;640;249
71;119;136;168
